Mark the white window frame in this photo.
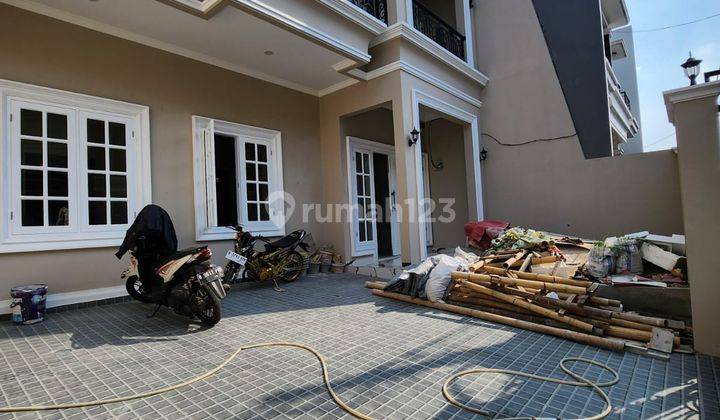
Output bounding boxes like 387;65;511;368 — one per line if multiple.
192;116;285;241
350;145;377;255
0;79;151;253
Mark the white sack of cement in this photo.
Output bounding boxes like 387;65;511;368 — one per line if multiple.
425;254;466;303
453;247;479;266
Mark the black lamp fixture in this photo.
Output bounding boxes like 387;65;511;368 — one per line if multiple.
479;148;488;162
681;52;702;86
408;128;420;147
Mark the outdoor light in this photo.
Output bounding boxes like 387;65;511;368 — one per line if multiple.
408;128;420;147
681;52;702;86
479;148;488;162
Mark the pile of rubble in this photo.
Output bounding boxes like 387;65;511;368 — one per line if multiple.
366;227;692;358
584;232;687;288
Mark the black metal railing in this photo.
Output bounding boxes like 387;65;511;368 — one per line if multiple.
705;69;720;83
620;90;631;109
348;0;388;24
412;0;466;60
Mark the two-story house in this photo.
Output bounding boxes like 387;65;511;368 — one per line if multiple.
1;0;682;310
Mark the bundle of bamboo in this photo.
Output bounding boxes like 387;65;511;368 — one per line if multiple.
365;248;693;358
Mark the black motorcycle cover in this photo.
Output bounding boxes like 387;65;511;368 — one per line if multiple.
115;204;178;259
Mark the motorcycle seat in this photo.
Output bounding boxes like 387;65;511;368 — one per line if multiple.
264;230;305;252
154;247;206;268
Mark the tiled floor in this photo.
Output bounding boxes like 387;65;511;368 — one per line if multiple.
0;273;714;419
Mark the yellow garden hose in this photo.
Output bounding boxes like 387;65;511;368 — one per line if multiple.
0;343;618;419
442;357;619;420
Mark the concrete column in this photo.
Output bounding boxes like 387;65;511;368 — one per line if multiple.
664;81;720;356
392;77;426;264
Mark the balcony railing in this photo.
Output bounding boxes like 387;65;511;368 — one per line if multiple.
620;90;631;110
348;0;388;24
412;0;466;60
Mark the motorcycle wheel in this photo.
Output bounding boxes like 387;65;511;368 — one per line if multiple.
125;276;154;303
223;262;239;285
280;251;304;282
195;285;222;327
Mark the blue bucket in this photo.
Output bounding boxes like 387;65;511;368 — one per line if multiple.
10;284;48;325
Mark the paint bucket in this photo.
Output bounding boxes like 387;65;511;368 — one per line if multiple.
10;284;48;325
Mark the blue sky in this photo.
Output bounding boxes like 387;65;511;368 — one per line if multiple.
625;0;720;151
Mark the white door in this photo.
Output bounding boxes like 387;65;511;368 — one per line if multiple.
350;147;376;254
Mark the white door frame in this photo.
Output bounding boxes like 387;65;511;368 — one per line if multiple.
346;136;400;257
411;89;484;261
421;152;433;247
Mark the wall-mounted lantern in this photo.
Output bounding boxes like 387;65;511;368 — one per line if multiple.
408;128;420;147
681;52;702;86
479;148;488;162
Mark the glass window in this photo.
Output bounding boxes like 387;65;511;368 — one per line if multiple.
193;116;284;239
2;86;148;252
84;118;129;225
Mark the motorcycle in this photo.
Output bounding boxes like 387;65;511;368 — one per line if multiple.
222;225;309;290
117;205;227;326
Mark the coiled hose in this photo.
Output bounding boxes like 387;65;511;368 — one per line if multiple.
0;343;618;419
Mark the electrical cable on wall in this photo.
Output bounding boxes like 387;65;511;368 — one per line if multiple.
423;119;445;170
482;132;577;147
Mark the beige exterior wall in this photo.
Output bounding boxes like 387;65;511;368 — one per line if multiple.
473;0;683;239
320;74;404;261
422;119;469;248
341;110;471;251
320;68;482;264
0;4;324;293
342;108;395;146
665;83;720;356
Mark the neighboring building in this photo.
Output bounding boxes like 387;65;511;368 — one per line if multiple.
529;0;639;157
610;25;644;154
0;0;682;309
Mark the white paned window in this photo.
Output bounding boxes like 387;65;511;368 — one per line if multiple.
192;116;285;241
347;143;377;255
0;80;151;253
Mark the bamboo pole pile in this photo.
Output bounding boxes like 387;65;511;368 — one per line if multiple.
445;260;692;354
364;246;694;356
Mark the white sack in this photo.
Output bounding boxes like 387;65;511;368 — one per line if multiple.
425;255;464;303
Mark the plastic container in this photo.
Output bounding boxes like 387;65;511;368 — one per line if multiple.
320;263;331;273
308;262;321;274
10;284;48;325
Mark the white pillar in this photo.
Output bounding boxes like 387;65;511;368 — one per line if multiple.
392;78;427;264
664;81;720;356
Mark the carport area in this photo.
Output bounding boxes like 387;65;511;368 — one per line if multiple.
0;273;715;419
